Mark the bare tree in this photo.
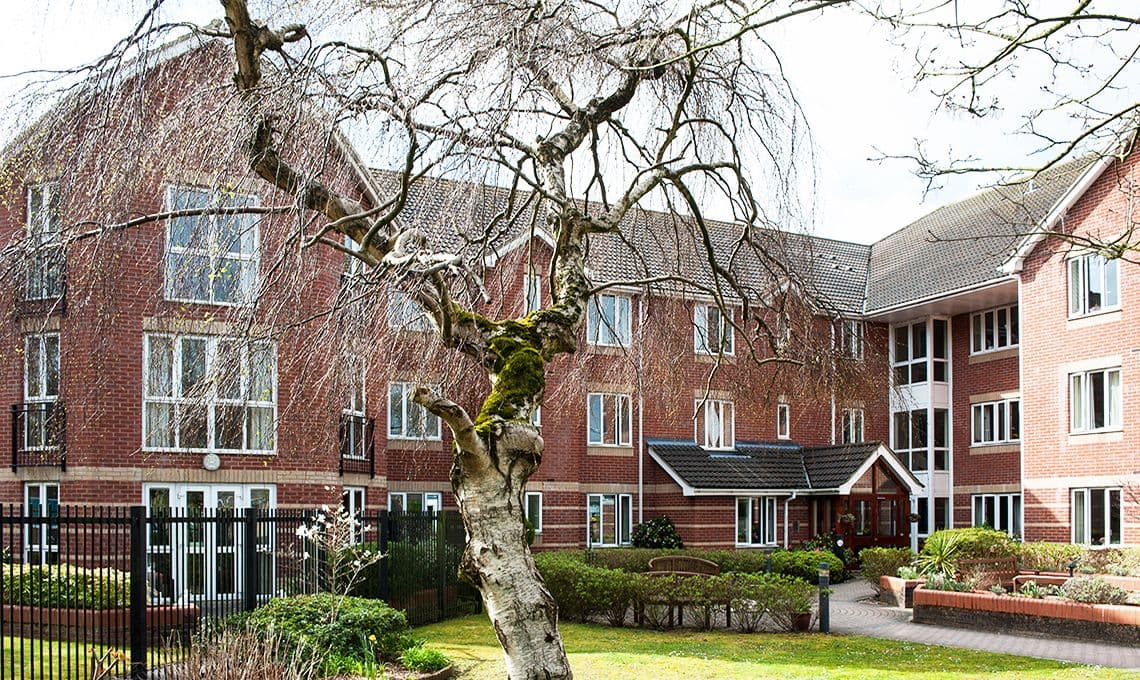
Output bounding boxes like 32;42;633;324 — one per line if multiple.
9;1;1139;678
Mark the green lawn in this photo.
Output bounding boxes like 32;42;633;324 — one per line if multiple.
414;616;1139;680
1;638;175;680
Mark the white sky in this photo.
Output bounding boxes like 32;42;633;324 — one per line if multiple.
0;1;1121;245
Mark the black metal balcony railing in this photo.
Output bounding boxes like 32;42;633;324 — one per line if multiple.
11;401;67;472
339;413;375;478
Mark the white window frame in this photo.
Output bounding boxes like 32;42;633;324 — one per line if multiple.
891;321;928;386
971;399;1020;445
523;269;542;315
25;482;60;565
342;356;368;459
23;332;61;451
25;183;64;301
972;493;1022;538
1069;367;1122;433
970;304;1019;355
736;496;777;547
1068;253;1120;318
838;320;864;360
388;491;442;513
387;289;432;332
586;493;632;547
776;403;791;440
892;409;928;472
841;408;864;444
1071;488;1123;546
586;293;631;347
694;304;734;355
142;334;277;453
587;392;632;447
164;185;260;306
387;382;442;440
696;399;735;450
525;491;543;534
342;487;367;543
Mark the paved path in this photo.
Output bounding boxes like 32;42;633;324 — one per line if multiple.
828;580;1140;670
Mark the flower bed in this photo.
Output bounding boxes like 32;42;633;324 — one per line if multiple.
913;588;1139;645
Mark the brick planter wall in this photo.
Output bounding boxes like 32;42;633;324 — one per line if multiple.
912;588;1139;645
1;603;200;645
879;575;923;608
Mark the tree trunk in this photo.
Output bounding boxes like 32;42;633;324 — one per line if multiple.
453;422;572;680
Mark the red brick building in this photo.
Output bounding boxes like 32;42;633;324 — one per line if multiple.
3;39;1136;573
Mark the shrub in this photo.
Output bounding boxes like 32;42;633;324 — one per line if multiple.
923;527;1017;560
400;644;452;673
760;574;816;632
896;566;919;580
631;516;684;549
921;574;972;592
859;547;915;591
1081;547;1140;578
575;563;638;626
1;565;129;609
1017;542;1085;573
1059;576;1128;605
915;532;962;578
533;552;594;622
168;628;320;680
770;550;844;584
229;593;411;674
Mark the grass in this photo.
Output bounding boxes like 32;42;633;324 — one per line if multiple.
1;637;177;680
414;615;1140;680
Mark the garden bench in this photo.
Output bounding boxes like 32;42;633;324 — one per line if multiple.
642;556;727;628
957;557;1018;588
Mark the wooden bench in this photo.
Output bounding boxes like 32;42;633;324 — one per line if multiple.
642;556;725;628
957;557;1018;589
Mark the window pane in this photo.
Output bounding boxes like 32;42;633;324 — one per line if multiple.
619;495;632;544
389;384;404;436
246;407;274;450
587;298;600;344
1009;401;1020;441
147;337;174;397
984;312;995;350
971;314;982;353
910;362;927;383
179;406;208;448
893;412;909;450
910;410;927;451
588;496;602;545
1108;489;1122;545
249;344;274;402
1012;495;1022;538
44;335;60;397
617;395;630;445
602;495;616;545
996;309;1007;347
601;295;616;345
1010;305;1019;345
1087;256;1103;311
25;336;42;398
1068;259;1083;315
934;409;948;448
1104;259;1119;308
145;403;174;448
933;319;947;359
1090;370;1106;428
180;338;206;396
1070;374;1084;431
1073;490;1087;544
215;404;244;450
616;297;631;345
736;498;749;544
893;327;908;363
1090;488;1106;545
587;394;603;444
972;405;982;444
911;323;927;358
1107;370;1121;428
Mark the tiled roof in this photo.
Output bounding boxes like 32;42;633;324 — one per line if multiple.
646;438;896;492
371;171;870;315
865;158;1094;313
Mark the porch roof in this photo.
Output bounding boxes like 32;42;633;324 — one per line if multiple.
646;439;922;496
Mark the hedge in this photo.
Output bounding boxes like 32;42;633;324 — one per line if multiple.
859;547;915;591
533;552;818;632
576;548;847;583
1;565;129;609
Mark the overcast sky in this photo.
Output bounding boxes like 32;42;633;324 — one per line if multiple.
0;1;1113;245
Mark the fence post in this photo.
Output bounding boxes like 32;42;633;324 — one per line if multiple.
243;507;260;612
129;506;148;680
378;509;389;601
436;511;445;620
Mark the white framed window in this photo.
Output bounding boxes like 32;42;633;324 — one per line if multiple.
841;408;864;444
971;304;1019;354
341;356;369;459
972;493;1021;538
736;496;777;546
932;408;949;471
143;334;276;453
1071;488;1122;546
696;399;735;449
1068;253;1119;317
1069;367;1122;433
164;185;259;305
587;393;632;446
388;491;442;513
838;320;864;360
25;183;64;300
525;491;543;534
971;399;1020;445
586;293;631;347
892;321;927;385
388;382;442;440
694;304;734;355
523;270;542;315
776;403;791;440
25;482;59;565
342;487;367;543
893;409;928;472
387;290;432;331
23;333;61;450
586;493;632;547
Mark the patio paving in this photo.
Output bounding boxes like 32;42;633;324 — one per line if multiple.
828;579;1140;670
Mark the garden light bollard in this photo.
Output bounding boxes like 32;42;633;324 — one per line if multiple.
818;562;830;634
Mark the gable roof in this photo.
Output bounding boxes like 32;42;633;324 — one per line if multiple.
864;157;1096;314
646;438;922;496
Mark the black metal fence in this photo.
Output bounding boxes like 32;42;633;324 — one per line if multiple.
0;506;475;679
